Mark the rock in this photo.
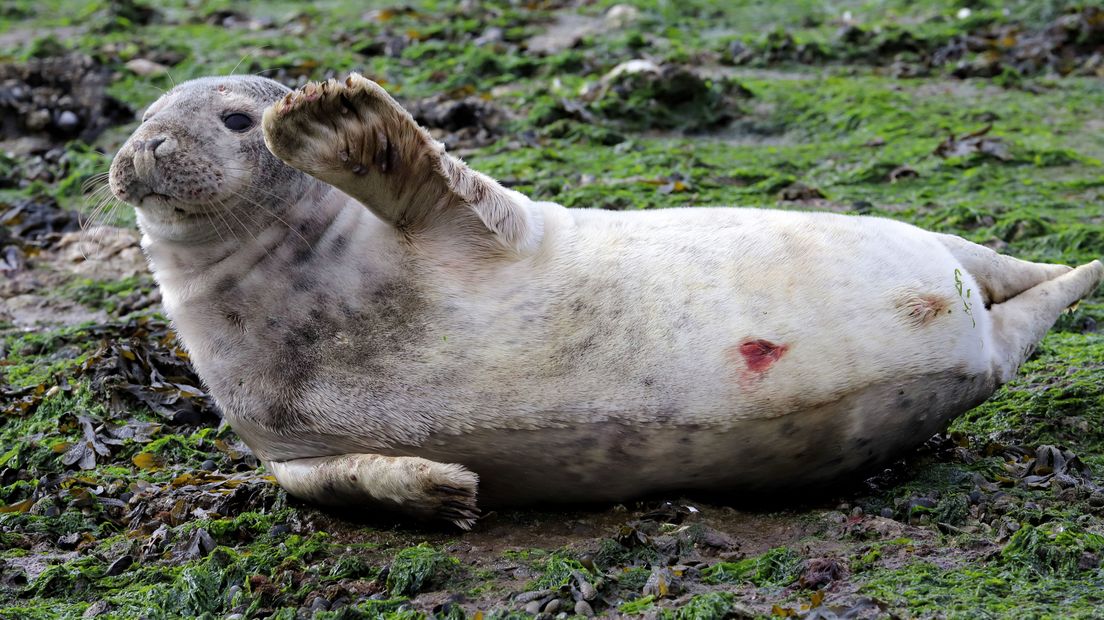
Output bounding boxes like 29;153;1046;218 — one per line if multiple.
516;589;554;604
125;58;169;77
57;532;81;550
799;557;846;589
105;555;134;576
55;110;79;132
82;600;110;617
574;600;594;617
605;4;640;28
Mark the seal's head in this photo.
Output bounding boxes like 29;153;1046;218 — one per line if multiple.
110;75;305;241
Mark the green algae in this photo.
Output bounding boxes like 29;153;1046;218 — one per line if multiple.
618;594;656;614
530;551;589;590
701;547;803;588
2;1;1104;619
1002;522;1104;576
661;592;736;620
386;543;459;597
860;560;1104;619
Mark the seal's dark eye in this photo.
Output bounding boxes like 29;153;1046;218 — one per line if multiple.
223;113;253;132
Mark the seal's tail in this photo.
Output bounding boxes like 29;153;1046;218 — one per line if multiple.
986;259;1103;382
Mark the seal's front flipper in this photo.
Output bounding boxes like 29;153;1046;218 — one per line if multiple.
261;74;540;255
266;454;480;529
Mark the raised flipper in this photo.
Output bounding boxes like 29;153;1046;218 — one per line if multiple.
266;454;480;529
261;73;540;255
988;260;1103;382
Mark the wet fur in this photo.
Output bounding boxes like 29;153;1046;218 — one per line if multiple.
112;75;1104;524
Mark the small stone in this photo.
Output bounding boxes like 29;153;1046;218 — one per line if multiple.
850;506;863;517
574;600;594;617
226;585;241;604
572;570;597;600
27;109;51;130
56;111;80;132
57;532;81;549
106;555;134;576
125;58;169;77
82;600;110;618
605;4;640;27
308;596;330;612
525;601;543;615
226;615;243;620
880;507;894;518
269;523;290;536
516;590;554;604
544;598;562;614
200;459;216;471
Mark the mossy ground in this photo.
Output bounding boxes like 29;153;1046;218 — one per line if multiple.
2;1;1103;618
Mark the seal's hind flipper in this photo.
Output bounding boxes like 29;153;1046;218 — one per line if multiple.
989;260;1103;382
262;74;540;255
937;233;1073;306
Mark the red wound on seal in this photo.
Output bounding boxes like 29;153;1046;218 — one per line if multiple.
739;339;788;372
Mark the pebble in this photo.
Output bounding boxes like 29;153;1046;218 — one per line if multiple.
308;596;330;612
525;601;543;615
572;570;597;600
105;555;133;576
544;599;562;614
574;600;594;617
200;459;217;471
82;600;110;618
880;507;894;518
226;585;241;604
56;110;80;132
27;109;51;130
125;58;170;77
516;589;554;604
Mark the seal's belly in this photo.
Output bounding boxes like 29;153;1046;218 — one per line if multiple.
402;369;996;505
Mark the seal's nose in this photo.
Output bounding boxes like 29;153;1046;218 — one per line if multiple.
136;136;169;157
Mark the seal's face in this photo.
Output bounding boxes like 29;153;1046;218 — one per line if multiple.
110;76;301;241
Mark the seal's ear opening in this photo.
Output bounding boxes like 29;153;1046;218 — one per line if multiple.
262;74;543;256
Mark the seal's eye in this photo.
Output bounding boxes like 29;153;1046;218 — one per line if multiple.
223;113;253;132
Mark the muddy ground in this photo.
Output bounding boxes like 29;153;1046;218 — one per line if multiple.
2;1;1104;619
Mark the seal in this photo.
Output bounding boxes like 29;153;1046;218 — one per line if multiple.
110;74;1104;528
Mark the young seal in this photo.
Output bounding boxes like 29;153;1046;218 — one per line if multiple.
109;74;1104;528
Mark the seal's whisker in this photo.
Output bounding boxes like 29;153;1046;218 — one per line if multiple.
81;171;111;194
230;45;272;76
78;193;126;262
228;188;313;251
220;195;270;258
202;200;228;245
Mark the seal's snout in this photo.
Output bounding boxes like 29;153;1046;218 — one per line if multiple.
129;135;177;185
